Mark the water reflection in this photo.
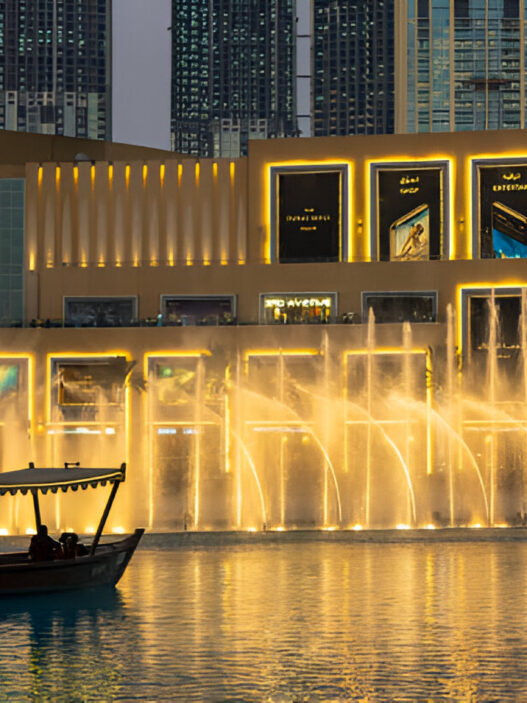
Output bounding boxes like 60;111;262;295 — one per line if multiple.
1;543;527;700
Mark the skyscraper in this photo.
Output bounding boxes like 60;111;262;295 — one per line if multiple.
312;0;395;136
171;0;298;157
396;0;527;133
0;0;112;139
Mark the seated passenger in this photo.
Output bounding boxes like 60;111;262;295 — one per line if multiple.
68;533;88;557
29;524;59;562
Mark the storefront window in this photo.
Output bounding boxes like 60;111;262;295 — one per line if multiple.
64;297;136;327
362;292;437;323
260;293;336;324
161;296;236;326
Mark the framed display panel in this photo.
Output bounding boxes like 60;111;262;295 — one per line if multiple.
472;159;527;259
51;357;131;408
270;164;349;263
259;292;337;324
370;161;450;261
64;297;137;327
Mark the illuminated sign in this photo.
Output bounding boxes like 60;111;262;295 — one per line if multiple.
270;165;348;263
473;161;527;259
261;293;336;324
370;162;449;262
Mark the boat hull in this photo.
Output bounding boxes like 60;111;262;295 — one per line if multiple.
0;528;144;595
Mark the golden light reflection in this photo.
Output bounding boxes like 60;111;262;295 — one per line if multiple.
351;524;363;531
244;349;320;362
108;163;113;189
160;163;165;187
396;524;411;530
142;164;148;187
125;164;130;189
0;528;8;536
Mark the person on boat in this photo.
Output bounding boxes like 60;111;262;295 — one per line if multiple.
56;532;88;559
29;524;60;562
69;532;88;557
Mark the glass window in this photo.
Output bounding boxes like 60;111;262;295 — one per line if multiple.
0;179;24;326
362;292;437;323
64;297;136;327
161;295;236;326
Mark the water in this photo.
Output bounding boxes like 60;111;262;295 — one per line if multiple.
1;539;527;701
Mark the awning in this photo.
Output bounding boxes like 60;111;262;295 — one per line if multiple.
0;464;126;496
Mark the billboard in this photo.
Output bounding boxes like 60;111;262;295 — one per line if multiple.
373;164;447;261
274;168;344;263
476;163;527;258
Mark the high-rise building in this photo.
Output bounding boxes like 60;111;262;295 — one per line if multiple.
396;0;527;133
312;0;395;136
171;0;298;157
0;0;112;140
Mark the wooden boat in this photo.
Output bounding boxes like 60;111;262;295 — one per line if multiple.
0;462;144;595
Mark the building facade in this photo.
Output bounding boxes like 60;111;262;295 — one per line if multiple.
396;0;527;133
171;0;298;157
1;128;527;533
0;0;111;139
313;0;394;136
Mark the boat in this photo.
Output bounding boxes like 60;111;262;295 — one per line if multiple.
0;462;144;595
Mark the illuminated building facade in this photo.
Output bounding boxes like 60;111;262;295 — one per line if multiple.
2;127;527;531
171;0;297;157
396;0;527;133
0;0;111;139
313;0;395;136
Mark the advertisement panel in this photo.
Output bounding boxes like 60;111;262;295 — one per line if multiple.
477;163;527;258
276;170;342;263
373;165;446;261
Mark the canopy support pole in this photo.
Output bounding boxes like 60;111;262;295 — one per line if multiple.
90;480;121;555
31;491;41;531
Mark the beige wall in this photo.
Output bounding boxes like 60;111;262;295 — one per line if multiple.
9;127;527;323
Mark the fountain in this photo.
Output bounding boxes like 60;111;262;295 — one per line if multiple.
2;293;527;534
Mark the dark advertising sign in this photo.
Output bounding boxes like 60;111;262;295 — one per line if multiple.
376;166;444;261
277;171;341;262
478;164;527;258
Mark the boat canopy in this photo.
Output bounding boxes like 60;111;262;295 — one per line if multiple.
0;463;126;496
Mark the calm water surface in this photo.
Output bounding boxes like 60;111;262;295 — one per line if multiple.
0;541;527;701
